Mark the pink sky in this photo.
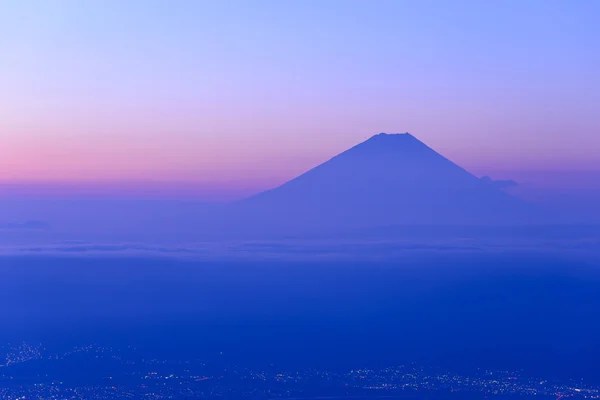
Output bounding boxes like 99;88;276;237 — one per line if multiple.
1;0;599;196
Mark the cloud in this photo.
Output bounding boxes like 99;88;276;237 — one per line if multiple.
2;233;599;262
480;176;519;190
0;239;483;261
7;243;200;257
0;220;50;231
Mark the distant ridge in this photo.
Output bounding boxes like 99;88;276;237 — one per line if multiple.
226;133;536;234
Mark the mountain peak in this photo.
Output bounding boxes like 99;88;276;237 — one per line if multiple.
365;132;421;146
376;132;412;136
344;131;432;159
371;132;415;140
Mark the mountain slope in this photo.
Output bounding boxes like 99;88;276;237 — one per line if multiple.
230;133;535;233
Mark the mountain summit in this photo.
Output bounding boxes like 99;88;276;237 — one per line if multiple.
232;133;534;233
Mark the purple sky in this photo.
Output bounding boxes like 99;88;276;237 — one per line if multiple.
1;0;599;199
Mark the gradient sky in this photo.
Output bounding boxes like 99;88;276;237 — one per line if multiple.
1;0;599;197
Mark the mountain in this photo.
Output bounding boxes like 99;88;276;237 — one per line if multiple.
227;133;536;235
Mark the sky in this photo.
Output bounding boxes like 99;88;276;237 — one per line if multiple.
1;0;599;199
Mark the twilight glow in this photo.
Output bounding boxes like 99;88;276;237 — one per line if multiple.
1;0;599;198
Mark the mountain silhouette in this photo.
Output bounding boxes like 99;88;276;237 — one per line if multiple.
224;133;536;234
